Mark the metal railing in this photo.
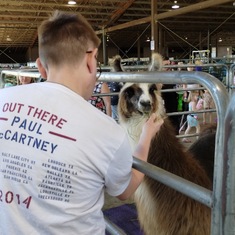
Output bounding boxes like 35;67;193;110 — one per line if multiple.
99;70;229;235
221;92;235;235
0;67;232;235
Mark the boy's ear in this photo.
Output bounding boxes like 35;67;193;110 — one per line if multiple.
86;48;98;74
36;58;47;79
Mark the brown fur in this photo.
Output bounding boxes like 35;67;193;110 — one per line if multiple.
135;119;212;235
117;56;212;234
188;124;217;182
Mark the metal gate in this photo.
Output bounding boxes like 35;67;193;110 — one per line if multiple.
0;68;232;235
100;70;229;235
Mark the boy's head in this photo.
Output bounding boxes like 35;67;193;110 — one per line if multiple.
38;10;101;69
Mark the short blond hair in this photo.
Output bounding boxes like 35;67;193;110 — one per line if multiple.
38;10;101;68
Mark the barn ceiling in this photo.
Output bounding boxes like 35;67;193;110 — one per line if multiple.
0;0;235;61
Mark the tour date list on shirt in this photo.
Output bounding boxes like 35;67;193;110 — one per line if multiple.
0;102;78;207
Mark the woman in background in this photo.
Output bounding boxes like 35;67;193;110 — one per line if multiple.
89;81;112;116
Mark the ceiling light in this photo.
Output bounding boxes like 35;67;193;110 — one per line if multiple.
218;38;222;42
68;1;76;5
6;35;12;42
172;1;179;9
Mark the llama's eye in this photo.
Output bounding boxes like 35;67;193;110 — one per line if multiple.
149;84;157;93
125;87;135;98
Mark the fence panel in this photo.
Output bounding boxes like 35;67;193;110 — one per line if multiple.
222;93;235;235
100;70;229;235
0;69;231;234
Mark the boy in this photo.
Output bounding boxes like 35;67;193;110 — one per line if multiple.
0;11;163;234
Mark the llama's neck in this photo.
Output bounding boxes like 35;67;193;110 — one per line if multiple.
119;115;147;151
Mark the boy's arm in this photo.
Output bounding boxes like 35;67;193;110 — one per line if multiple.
117;115;163;200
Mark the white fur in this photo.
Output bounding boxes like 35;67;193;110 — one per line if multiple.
119;82;165;150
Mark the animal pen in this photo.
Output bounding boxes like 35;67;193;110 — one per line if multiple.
0;66;234;235
99;69;231;235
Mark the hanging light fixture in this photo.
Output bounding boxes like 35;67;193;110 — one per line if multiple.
172;1;180;9
6;35;12;42
68;1;76;5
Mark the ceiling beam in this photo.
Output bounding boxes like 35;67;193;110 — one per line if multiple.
0;0;120;10
0;8;112;15
30;31;39;47
95;0;235;34
102;0;136;28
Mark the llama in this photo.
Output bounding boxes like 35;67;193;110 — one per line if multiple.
117;53;212;235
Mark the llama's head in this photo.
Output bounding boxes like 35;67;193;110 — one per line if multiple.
118;52;166;123
118;83;166;122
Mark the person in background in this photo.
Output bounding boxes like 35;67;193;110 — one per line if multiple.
108;81;122;120
17;75;35;85
4;83;14;88
89;81;112;116
175;61;185;114
161;57;181;134
0;10;163;235
187;61;194;72
179;63;194;132
162;56;171;71
177;61;184;71
183;91;202;143
195;59;203;71
108;55;123;121
202;89;215;124
17;66;36;85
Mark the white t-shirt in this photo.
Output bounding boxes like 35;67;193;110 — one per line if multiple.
0;82;132;235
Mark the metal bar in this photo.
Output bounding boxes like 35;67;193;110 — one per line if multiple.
222;94;235;235
105;217;127;235
133;157;212;207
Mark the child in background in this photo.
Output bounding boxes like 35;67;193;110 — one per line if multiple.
183;91;202;143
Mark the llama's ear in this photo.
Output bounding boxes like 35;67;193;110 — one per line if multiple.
148;53;163;71
123;86;135;99
118;91;126;113
118;90;131;119
156;83;163;90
